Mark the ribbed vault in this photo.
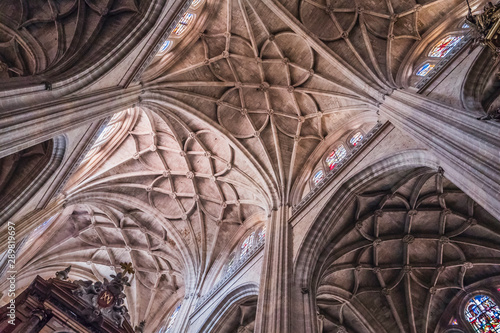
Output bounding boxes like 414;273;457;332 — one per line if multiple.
144;0;380;201
20;107;270;327
0;0;144;79
316;169;500;333
20;202;183;327
296;0;464;88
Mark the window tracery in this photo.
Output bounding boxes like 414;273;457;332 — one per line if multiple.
161;304;181;333
156;0;205;56
258;226;266;242
81;111;126;164
312;169;325;185
349;132;364;147
240;232;255;259
429;36;464;58
309;128;367;187
416;63;436;77
326;145;347;170
172;13;195;36
465;295;500;332
412;20;471;84
221;225;266;279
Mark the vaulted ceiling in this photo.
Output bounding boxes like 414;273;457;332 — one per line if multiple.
2;0;479;329
316;169;500;333
22;107;269;327
0;0;146;79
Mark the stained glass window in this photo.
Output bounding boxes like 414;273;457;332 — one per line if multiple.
326;145;347;170
240;232;255;258
465;295;500;333
450;317;458;325
258;226;266;242
429;36;464;58
164;304;181;333
416;63;435;77
462;22;470;29
191;0;203;8
349;132;364;146
159;40;171;53
227;254;235;270
312;170;324;185
82;111;126;164
172;13;195;36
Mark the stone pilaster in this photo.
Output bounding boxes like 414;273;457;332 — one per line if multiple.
380;90;500;220
254;206;291;333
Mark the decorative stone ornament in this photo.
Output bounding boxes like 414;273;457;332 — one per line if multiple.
71;262;135;327
98;290;115;308
466;0;500;61
55;265;71;280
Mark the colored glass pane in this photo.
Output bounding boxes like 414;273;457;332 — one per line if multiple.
240;232;254;258
429;36;464;58
326;145;347;170
465;295;500;333
227;254;235;269
462;22;470;28
172;13;195;36
416;63;435;77
191;0;203;8
160;40;171;53
450;318;458;325
165;304;181;333
350;132;364;146
259;226;266;242
313;170;324;185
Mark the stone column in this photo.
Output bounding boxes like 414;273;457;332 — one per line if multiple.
380;90;500;220
254;206;291;333
12;308;51;333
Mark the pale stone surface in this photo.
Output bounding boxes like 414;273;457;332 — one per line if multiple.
1;0;500;332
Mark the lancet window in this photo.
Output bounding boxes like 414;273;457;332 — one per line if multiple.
310;129;366;187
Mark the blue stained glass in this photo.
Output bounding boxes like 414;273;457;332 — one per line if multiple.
165;304;181;333
465;295;500;332
462;22;470;28
312;170;324;185
416;63;435;77
160;40;171;53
